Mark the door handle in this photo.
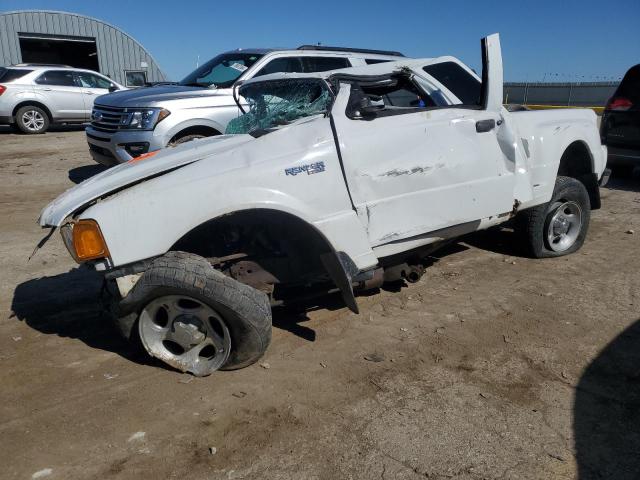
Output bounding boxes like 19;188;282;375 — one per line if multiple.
85;91;95;95
475;119;496;133
42;88;52;91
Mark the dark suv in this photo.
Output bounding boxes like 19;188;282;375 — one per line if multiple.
601;64;640;169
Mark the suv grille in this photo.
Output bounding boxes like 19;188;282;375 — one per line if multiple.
91;104;126;133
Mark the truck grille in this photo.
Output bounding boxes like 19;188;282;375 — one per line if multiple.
91;104;126;133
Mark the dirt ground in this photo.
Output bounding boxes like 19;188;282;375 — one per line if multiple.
0;128;638;480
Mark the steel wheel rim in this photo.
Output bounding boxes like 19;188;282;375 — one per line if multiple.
22;110;45;131
139;295;231;376
546;200;582;252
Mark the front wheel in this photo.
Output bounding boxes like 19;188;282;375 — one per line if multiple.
112;251;272;376
517;176;591;258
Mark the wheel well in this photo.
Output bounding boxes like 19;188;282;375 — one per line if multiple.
171;209;334;287
169;125;221;144
557;141;600;209
12;101;52;123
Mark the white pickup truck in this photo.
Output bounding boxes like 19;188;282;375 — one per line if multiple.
39;34;608;376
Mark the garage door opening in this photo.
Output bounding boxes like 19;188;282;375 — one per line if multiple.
18;33;100;71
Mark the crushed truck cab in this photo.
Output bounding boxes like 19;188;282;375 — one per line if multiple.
39;34;607;376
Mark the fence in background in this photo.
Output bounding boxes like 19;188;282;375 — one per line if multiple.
503;82;618;109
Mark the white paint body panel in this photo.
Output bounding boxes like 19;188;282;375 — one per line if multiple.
39;34;607;276
332;85;513;246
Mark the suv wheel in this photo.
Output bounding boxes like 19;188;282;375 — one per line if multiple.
112;251;272;376
169;134;207;147
15;106;50;134
517;176;591;258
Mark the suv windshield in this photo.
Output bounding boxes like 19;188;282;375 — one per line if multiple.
226;79;332;135
179;53;263;88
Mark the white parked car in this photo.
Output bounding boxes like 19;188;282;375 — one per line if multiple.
85;46;405;165
0;64;124;133
39;34;608;376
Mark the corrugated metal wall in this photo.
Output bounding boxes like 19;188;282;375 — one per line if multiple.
0;10;166;84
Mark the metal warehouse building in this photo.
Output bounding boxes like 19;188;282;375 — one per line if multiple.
0;10;166;86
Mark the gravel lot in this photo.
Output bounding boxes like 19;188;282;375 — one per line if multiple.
0;128;638;480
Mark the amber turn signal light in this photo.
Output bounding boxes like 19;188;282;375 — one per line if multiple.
72;219;110;262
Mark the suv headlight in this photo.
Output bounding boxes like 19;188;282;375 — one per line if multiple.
120;108;170;130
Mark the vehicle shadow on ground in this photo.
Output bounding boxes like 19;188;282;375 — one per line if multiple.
10;265;355;361
68;164;108;184
603;172;640;193
0;124;87;134
272;293;349;342
462;226;528;257
10;267;150;365
574;318;640;479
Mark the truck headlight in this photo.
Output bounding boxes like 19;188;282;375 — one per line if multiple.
120;108;170;130
61;219;110;263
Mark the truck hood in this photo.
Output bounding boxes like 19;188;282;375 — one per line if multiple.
39;134;254;227
95;85;230;108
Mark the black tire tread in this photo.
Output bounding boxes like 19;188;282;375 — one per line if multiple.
113;251;271;371
15;105;50;134
517;176;591;258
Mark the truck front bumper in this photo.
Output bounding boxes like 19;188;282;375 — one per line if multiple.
86;127;166;166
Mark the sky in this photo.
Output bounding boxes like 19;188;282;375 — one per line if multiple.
1;0;638;82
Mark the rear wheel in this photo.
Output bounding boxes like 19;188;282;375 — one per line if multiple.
15;105;49;134
517;176;591;258
113;251;272;376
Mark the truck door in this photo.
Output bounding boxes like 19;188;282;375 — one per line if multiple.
331;34;515;247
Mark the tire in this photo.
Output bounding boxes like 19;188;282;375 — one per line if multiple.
15;105;50;134
169;134;207;147
112;251;272;375
516;176;591;258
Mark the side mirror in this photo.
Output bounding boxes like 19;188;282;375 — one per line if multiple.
108;85;118;93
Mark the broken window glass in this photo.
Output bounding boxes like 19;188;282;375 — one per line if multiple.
226;79;332;135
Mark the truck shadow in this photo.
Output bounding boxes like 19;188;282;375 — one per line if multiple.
8;236;521;367
462;226;526;257
10;267;149;365
10;266;350;362
603;171;640;193
0;124;87;134
574;318;640;479
68;164;108;184
272;295;344;342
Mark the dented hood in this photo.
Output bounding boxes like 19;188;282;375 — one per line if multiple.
38;134;254;227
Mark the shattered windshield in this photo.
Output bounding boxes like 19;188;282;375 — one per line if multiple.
179;53;263;88
226;79;332;135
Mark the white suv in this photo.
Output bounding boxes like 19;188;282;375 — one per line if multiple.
86;46;405;165
0;64;124;134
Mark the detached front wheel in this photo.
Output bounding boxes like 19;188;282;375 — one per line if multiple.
517;176;591;258
114;251;272;376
